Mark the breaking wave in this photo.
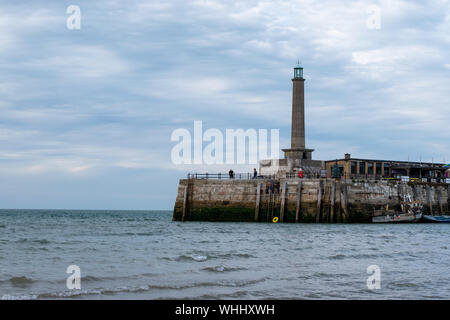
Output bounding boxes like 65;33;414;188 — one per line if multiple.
0;276;35;287
1;278;266;300
201;266;247;273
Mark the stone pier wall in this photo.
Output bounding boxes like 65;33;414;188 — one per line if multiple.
173;178;450;222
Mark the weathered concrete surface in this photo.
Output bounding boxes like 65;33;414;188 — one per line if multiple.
173;178;449;223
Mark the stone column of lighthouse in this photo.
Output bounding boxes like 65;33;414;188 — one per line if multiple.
291;66;306;150
282;63;314;172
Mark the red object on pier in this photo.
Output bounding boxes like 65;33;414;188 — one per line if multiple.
298;168;304;179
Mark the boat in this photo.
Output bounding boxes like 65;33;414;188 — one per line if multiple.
422;215;450;223
372;212;422;223
372;194;423;223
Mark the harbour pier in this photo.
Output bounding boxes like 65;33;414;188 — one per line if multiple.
172;65;450;222
173;175;449;222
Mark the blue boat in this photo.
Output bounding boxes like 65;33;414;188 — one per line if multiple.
423;215;450;223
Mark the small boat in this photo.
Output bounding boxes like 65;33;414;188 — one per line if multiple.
372;196;423;223
372;212;422;223
423;215;450;223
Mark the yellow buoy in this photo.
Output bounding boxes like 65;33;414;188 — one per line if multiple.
272;217;279;223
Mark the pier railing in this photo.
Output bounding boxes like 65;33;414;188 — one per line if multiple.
285;172;321;179
187;173;450;183
188;172;315;180
187;173;260;180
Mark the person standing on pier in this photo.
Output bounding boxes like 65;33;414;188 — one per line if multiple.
253;168;257;179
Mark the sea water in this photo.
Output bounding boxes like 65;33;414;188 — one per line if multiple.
0;209;449;299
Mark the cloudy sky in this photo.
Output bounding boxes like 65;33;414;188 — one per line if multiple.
0;0;449;209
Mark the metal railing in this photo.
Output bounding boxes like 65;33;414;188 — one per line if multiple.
285;172;323;179
187;173;256;180
186;173;450;184
349;174;449;184
188;172;317;180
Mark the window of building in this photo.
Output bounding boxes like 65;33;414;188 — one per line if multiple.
351;161;357;175
376;163;381;175
383;163;390;176
359;162;366;175
368;162;374;175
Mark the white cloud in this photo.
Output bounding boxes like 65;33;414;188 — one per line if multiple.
352;46;442;66
0;8;60;54
25;46;131;78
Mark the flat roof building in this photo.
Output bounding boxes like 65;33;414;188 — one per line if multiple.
325;153;450;182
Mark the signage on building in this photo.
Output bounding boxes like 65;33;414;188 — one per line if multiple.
446;179;450;184
401;176;410;182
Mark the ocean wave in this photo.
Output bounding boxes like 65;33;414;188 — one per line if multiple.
164;254;208;262
37;289;102;299
80;272;159;283
16;239;50;244
33;239;50;244
329;254;346;260
104;231;155;237
1;294;38;300
164;252;255;263
185;255;208;262
2;278;266;299
166;278;264;290
201;266;246;273
194;290;251;299
209;252;256;260
327;253;392;260
0;276;35;287
82;275;103;282
390;282;420;288
0;272;160;291
311;272;352;279
116;278;265;291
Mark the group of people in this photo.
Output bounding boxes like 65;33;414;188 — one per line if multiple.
228;168;259;179
227;167;281;193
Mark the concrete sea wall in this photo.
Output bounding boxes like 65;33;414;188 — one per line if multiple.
173;178;450;222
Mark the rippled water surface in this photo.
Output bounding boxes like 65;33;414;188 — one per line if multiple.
1;209;449;299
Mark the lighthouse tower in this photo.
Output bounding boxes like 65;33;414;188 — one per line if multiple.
259;64;323;177
282;63;315;169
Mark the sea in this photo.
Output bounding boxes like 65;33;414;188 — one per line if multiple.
0;209;449;300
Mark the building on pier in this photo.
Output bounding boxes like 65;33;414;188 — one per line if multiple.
325;153;450;182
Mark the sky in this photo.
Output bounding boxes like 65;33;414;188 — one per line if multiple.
0;0;449;210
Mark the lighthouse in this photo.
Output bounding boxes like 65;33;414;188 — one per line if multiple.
282;63;315;169
259;64;323;177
